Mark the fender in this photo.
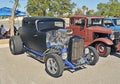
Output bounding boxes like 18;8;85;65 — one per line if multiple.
85;38;114;47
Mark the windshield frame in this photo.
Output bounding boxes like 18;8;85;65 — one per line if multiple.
35;20;65;32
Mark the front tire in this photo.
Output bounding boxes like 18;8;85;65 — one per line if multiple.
96;42;111;57
45;54;64;77
9;36;24;55
85;46;99;65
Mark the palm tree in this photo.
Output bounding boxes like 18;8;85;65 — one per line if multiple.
82;5;88;15
86;10;95;15
74;8;83;15
10;0;19;36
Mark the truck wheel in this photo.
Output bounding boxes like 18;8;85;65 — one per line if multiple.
96;43;111;57
45;54;64;77
9;36;24;55
85;46;99;65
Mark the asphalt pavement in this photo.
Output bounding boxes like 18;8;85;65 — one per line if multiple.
0;44;120;84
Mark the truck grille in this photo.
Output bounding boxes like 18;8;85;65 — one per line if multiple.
114;31;120;39
113;31;120;45
68;36;84;64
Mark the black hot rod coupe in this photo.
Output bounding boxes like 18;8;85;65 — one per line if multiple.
9;17;99;77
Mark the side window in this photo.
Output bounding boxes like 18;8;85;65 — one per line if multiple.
75;18;85;26
70;18;74;25
91;19;103;26
23;21;36;29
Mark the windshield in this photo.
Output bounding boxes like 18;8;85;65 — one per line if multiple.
103;19;114;26
37;21;64;31
87;18;103;26
103;19;120;26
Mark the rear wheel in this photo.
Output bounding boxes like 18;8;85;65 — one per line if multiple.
9;36;24;55
45;54;64;77
85;46;99;65
95;42;111;57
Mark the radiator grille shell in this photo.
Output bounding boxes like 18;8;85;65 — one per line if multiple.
68;36;84;64
113;31;120;46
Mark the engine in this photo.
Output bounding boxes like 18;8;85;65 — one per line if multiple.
46;29;72;53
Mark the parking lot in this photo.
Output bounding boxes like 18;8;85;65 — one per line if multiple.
0;44;120;84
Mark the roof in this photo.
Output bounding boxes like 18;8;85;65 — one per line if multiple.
23;16;65;23
104;17;120;20
70;15;104;19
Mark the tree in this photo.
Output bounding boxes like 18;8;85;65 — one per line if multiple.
74;5;94;15
82;5;88;15
108;1;120;16
74;8;83;15
56;0;76;17
86;10;95;15
26;0;76;17
109;0;118;3
10;0;19;36
97;3;109;16
96;0;120;16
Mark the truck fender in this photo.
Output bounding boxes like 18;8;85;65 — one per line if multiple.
91;38;113;45
89;38;114;45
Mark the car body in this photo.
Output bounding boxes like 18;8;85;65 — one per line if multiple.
9;17;99;77
67;15;120;57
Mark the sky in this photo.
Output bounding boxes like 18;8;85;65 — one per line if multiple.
0;0;120;12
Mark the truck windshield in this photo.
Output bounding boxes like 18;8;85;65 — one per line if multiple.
103;19;114;26
87;18;103;26
37;21;64;31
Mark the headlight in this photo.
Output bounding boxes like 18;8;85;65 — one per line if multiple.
62;52;67;60
110;31;115;40
66;29;73;35
84;48;89;54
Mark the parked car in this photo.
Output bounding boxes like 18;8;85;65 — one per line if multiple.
67;15;120;57
9;17;99;77
103;17;120;31
103;17;120;52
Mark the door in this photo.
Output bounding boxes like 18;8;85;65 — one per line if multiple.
21;22;46;53
70;18;86;39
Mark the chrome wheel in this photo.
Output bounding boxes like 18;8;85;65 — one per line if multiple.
46;58;58;74
45;54;64;77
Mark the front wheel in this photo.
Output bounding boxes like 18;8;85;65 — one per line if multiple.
95;43;111;57
85;46;99;65
45;54;64;77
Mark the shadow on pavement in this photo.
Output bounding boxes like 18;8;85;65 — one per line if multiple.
111;53;120;58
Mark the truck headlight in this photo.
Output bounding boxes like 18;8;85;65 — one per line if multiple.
110;32;115;40
84;48;89;54
62;52;67;60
